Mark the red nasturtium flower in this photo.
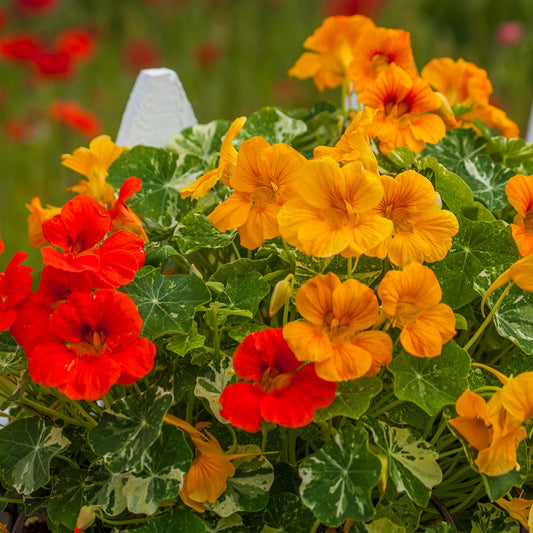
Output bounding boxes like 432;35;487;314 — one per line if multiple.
41;195;145;288
0;251;33;330
219;328;337;432
56;29;95;62
49;100;101;138
0;33;40;62
27;289;156;400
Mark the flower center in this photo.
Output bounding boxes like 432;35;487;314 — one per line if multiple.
392;300;420;328
259;366;292;394
69;330;108;358
251;182;279;207
371;53;390;77
384;99;410;118
524;211;533;233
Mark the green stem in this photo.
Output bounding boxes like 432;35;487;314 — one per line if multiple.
55;454;80;468
261;422;269;453
288;428;298;465
227;423;238;455
281;238;296;273
231;240;241;260
0;496;23;504
370;398;403;418
209;307;221;357
186;389;195;425
310;519;322;533
18;396;93;429
464;283;512;353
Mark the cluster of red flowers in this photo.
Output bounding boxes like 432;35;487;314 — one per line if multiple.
0;189;155;401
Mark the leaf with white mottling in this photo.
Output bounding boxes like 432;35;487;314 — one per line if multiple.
83;463;129;516
0;330;26;376
123;424;192;515
350;518;407;533
471;502;520;533
47;467;87;529
209;445;274;518
262;491;317;533
298;425;381;527
122;267;211;338
363;418;442;507
0;418;70;494
88;388;173;473
116;508;206;533
388;341;471;415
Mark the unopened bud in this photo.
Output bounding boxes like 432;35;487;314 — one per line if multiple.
74;505;98;533
269;275;293;317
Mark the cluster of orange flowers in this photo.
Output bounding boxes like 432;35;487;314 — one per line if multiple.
288;14;518;154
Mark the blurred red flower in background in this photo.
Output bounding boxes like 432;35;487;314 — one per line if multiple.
0;33;40;62
32;47;71;77
192;41;222;68
49;100;101;137
56;29;96;62
15;0;57;15
4;116;36;142
121;38;161;73
495;21;524;46
324;0;385;18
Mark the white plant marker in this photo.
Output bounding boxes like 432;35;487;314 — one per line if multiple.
526;100;533;144
116;67;197;148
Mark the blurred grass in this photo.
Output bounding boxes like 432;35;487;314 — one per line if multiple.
1;0;532;269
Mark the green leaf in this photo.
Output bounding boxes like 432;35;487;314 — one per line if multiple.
216;271;270;324
0;418;70;494
83;462;129;516
388;341;471;415
117;508;206;533
424;523;458;533
204;513;249;532
210;254;287;284
194;357;235;423
455;155;515;211
47;467;87;529
173;212;237;254
235;107;307;146
166;331;206;357
487;135;533;171
209;445;274;517
422;128;486;173
262;492;317;533
429;217;518;309
313;377;382;422
298;425;381;527
386;401;430;430
107;146;202;231
349;518;407;533
88;388;173;473
122;424;192;515
122;267;212;338
0;330;26;376
363;418;442;507
167;119;231;162
373;493;421;533
471;502;520;533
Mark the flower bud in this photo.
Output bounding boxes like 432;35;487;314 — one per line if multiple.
269;275;293;317
74;505;98;533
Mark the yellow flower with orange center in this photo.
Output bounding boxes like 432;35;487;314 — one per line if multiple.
313;107;379;173
25;197;61;248
505;173;533;256
283;272;392;382
62;135;128;209
377;263;456;357
180;116;246;199
366;170;459;266
278;157;393;257
288;15;375;91
358;63;446;154
348;26;417;93
207;136;306;249
421;57;519;138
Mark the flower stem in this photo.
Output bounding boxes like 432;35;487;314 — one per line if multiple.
0;496;23;504
464;283;512;353
18;396;93;429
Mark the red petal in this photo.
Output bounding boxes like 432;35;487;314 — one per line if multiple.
219;382;264;432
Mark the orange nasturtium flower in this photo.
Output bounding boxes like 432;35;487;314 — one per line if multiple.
377;263;456;357
283;272;392;382
358;63;446;155
421;57;519;138
278;157;393;257
366;170;459;266
180;116;246;199
505;173;533;256
348;26;417;93
207;136;306;249
62;134;128;209
25;197;61;247
313;106;379;173
497;496;533;530
288;14;375;91
163;414;263;512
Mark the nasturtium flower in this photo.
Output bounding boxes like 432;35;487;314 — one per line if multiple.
313;106;379;173
41;195;144;288
288;14;375;91
421;57;519;138
283;272;392;382
278;157;393;257
207;137;306;249
500;371;533;423
49;100;101;138
497;496;533;530
377;263;456;357
62;134;128;209
366;170;459;266
0;251;32;330
219;328;337;432
448;390;493;451
358;63;446;154
25;197;61;248
180;116;246;199
505;173;533;256
348;26;417;92
108;177;148;241
27;289;156;400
